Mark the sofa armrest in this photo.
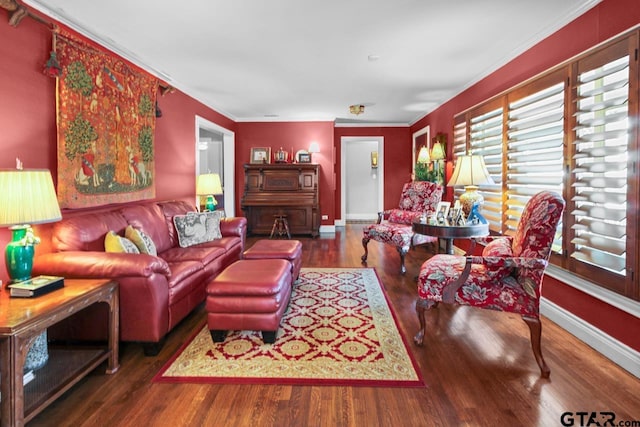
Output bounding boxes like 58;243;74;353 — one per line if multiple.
220;216;247;238
33;251;171;278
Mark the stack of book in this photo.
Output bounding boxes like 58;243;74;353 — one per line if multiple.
8;275;64;298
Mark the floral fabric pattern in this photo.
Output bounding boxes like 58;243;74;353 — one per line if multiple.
417;191;565;318
363;181;443;252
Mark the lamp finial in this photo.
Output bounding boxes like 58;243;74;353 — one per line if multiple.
16;157;23;170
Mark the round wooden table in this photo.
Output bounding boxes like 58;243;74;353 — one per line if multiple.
412;221;489;254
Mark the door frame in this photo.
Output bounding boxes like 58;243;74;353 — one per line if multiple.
195;116;235;216
338;136;384;226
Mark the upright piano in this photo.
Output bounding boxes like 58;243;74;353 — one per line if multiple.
241;163;320;237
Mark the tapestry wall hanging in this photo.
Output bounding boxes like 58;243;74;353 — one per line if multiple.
55;31;158;208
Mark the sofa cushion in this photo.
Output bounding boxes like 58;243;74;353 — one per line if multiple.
125;225;157;256
120;203;172;253
159;246;226;266
173;211;222;247
105;231;140;254
53;210;129;252
196;236;240;253
165;260;206;303
159;200;196;248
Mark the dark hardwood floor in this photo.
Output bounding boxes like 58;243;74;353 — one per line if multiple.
29;225;640;426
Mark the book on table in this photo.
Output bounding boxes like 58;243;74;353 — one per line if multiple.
8;275;65;298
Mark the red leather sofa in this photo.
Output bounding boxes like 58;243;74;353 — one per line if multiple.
33;199;247;355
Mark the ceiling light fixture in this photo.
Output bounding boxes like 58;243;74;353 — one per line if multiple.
349;104;365;115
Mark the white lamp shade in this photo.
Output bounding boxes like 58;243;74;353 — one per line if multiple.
417;146;431;164
447;155;495;187
196;173;223;195
308;142;320;153
0;169;62;226
430;142;446;160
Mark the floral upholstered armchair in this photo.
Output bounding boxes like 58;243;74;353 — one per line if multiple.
361;181;443;274
414;191;564;377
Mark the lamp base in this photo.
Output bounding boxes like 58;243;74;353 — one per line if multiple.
204;195;218;212
5;225;35;283
459;186;483;216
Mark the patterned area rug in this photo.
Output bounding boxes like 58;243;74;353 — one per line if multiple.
153;268;424;387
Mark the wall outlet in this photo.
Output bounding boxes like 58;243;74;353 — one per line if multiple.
322;215;328;220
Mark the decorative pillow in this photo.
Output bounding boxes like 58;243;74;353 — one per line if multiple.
482;238;514;258
125;225;157;256
173;211;222;248
105;231;140;254
481;238;514;279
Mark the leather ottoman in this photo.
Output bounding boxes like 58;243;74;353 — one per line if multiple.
243;239;303;283
206;259;292;344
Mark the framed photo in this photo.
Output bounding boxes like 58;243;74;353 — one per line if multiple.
436;201;451;223
449;207;465;226
298;152;311;163
250;147;271;164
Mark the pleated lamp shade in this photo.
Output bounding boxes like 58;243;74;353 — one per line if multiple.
0;169;62;227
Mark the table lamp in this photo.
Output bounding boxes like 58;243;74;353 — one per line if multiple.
308;142;320;161
414;146;431;181
0;166;62;283
430;141;446;184
447;154;495;217
0;165;62;372
196;173;223;211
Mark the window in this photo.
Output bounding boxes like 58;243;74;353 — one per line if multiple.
506;73;565;251
453;31;639;300
468;103;503;233
568;38;635;295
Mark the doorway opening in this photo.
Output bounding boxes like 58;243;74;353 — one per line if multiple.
195;116;235;216
339;136;384;226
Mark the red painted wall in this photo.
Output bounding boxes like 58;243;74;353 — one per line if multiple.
235;121;334;223
1;0;637;353
410;0;640;352
0;16;235;283
333;127;412;216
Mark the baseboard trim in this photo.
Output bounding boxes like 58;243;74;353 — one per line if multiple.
541;297;640;378
319;225;336;234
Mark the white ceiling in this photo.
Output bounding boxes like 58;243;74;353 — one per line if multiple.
25;0;601;125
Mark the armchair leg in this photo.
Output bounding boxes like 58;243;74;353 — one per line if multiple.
396;247;408;275
522;316;551;378
361;237;370;263
414;298;437;345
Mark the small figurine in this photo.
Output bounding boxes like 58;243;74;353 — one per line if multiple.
466;202;488;225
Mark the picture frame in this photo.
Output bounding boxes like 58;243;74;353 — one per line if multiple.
250;147;271;164
298;152;311;163
436;201;451;223
449;207;465;226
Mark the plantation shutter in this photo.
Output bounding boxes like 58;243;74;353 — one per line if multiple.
469;105;503;232
506;76;565;251
571;49;629;276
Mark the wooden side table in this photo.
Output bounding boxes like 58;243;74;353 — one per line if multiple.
412;221;489;255
0;278;119;426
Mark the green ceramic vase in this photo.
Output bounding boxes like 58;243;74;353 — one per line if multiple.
5;226;34;283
